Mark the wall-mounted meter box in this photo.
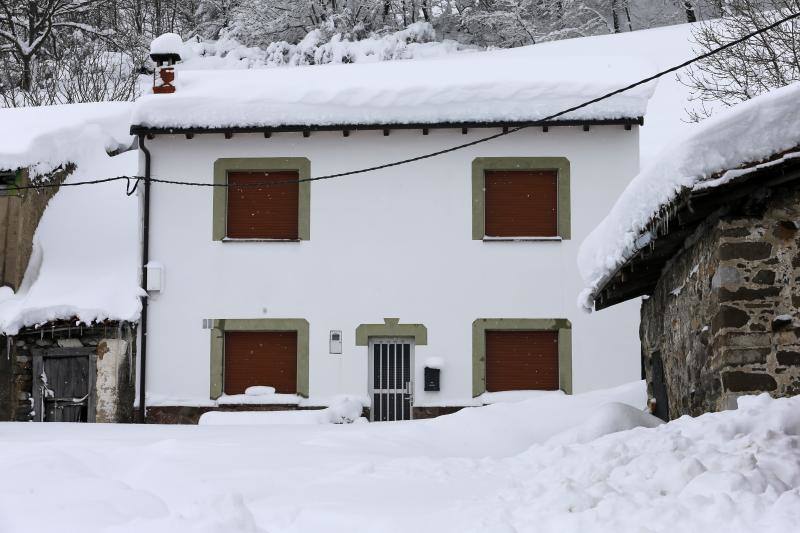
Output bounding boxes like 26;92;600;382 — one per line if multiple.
329;330;342;354
145;261;163;292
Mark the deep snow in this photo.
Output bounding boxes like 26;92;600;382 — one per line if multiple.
131;36;657;130
2;382;799;533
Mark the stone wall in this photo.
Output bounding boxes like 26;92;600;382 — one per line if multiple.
0;321;136;422
641;185;800;420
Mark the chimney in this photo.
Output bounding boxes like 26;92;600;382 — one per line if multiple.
149;33;182;94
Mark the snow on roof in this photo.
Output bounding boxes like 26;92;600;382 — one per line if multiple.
150;33;183;56
130;47;657;130
0;102;141;334
578;82;800;311
0;102;133;175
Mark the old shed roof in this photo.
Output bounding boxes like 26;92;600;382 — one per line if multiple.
578;82;800;311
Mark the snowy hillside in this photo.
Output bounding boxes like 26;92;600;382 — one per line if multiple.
2;382;799;532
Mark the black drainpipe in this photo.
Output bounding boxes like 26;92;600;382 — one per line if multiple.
138;134;152;423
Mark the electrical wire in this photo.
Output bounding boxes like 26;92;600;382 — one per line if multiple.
9;10;800;193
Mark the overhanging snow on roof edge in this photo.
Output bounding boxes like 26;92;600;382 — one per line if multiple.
129;117;644;136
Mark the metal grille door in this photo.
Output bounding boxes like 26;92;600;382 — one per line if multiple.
369;338;413;422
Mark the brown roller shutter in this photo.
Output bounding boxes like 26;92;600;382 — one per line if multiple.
485;330;559;391
484;170;558;237
224;331;297;394
227;171;299;239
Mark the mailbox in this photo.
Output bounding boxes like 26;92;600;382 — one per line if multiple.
424;367;440;392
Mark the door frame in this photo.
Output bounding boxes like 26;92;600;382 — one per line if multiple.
367;336;415;422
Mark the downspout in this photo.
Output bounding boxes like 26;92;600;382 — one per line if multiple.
138;134;151;423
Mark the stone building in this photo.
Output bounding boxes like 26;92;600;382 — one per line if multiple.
580;84;800;421
0;103;141;423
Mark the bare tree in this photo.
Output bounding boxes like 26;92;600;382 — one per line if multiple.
680;1;800;120
0;0;111;90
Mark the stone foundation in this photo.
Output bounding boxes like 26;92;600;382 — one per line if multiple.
641;184;800;420
412;406;469;419
0;321;137;422
146;404;328;425
146;404;469;424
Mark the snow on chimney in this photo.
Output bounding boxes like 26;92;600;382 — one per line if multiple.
150;33;182;94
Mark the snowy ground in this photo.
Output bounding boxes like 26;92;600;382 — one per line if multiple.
2;382;798;533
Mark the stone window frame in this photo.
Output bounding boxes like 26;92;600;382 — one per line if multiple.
355;318;428;346
472;318;572;396
471;157;571;241
209;318;310;399
212;157;311;241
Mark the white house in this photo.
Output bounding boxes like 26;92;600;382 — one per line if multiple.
131;45;654;422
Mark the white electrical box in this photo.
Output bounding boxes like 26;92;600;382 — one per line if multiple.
145;261;163;292
329;330;342;354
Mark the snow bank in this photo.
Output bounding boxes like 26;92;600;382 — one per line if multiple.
199;396;365;426
132;46;655;130
578;82;800;310
478;389;560;404
0;102;140;334
3;383;799;533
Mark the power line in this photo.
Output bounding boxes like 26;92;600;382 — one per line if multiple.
9;10;800;193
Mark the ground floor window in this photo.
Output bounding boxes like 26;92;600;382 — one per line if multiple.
472;318;572;396
224;331;298;394
484;330;559;391
209;319;309;399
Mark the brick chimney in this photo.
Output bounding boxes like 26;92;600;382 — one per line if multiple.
149;33;182;94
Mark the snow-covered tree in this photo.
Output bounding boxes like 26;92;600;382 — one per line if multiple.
0;0;111;91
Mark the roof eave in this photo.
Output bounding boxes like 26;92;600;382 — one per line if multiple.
592;155;800;311
129;117;645;136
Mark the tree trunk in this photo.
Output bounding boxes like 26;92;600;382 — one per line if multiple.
20;56;32;92
684;1;697;23
611;0;621;33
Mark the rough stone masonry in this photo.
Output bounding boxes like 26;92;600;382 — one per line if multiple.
641;184;800;420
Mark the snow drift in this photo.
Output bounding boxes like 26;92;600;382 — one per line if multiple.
1;382;799;533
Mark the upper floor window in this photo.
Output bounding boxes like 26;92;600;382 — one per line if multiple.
472;157;571;241
227;171;299;240
212;158;310;241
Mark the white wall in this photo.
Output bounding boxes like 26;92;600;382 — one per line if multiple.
143;126;642;406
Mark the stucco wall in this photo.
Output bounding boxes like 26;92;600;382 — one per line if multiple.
141;126;642;406
641;185;800;419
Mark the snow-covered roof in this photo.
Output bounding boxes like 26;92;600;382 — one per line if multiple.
578;82;800;311
0;102;141;335
0;102;133;175
130;48;657;131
